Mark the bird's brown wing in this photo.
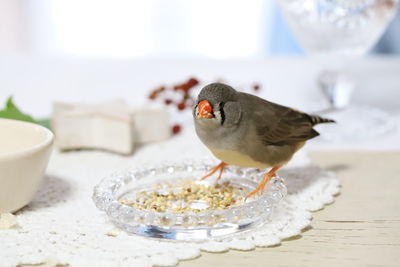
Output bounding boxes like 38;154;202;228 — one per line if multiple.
243;93;320;146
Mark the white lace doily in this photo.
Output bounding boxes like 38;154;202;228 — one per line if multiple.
0;130;340;267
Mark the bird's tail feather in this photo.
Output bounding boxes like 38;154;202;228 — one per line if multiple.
309;114;335;125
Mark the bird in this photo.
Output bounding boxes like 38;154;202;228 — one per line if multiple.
193;82;335;199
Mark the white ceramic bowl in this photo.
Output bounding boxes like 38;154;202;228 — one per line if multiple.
0;118;54;213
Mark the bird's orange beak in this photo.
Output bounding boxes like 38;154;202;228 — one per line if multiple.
197;100;214;119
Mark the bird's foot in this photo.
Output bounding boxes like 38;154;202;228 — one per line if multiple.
245;165;281;201
200;162;228;182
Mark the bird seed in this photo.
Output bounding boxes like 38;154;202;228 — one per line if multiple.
119;180;247;213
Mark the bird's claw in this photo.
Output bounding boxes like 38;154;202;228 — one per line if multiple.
244;182;266;202
244;165;281;201
200;162;227;181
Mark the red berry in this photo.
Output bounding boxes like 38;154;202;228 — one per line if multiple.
187;77;199;88
253;83;261;91
173;77;199;93
172;124;181;135
164;99;173;105
148;91;158;100
177;102;186;110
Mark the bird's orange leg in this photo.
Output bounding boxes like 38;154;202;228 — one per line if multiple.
201;162;228;181
245;165;282;200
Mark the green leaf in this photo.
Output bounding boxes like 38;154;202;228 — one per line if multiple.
0;97;51;129
37;118;51;129
0;97;36;123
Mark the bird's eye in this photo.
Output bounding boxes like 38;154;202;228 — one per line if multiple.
219;102;225;125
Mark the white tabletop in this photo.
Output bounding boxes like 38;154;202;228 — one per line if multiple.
0;56;399;150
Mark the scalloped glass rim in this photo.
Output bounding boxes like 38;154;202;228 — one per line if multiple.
92;162;287;241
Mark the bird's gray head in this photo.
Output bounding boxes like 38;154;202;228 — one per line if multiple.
193;83;242;128
197;83;238;105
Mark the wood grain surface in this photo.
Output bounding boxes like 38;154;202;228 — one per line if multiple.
179;151;400;267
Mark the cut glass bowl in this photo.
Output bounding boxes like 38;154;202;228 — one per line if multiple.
92;162;287;241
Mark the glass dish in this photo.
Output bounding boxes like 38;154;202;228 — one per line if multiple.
92;162;287;241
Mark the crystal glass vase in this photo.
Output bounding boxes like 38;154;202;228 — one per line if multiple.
277;0;398;141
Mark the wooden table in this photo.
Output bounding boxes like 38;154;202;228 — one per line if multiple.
180;151;400;267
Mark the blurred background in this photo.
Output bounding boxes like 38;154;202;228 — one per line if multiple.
0;0;399;58
0;0;399;126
